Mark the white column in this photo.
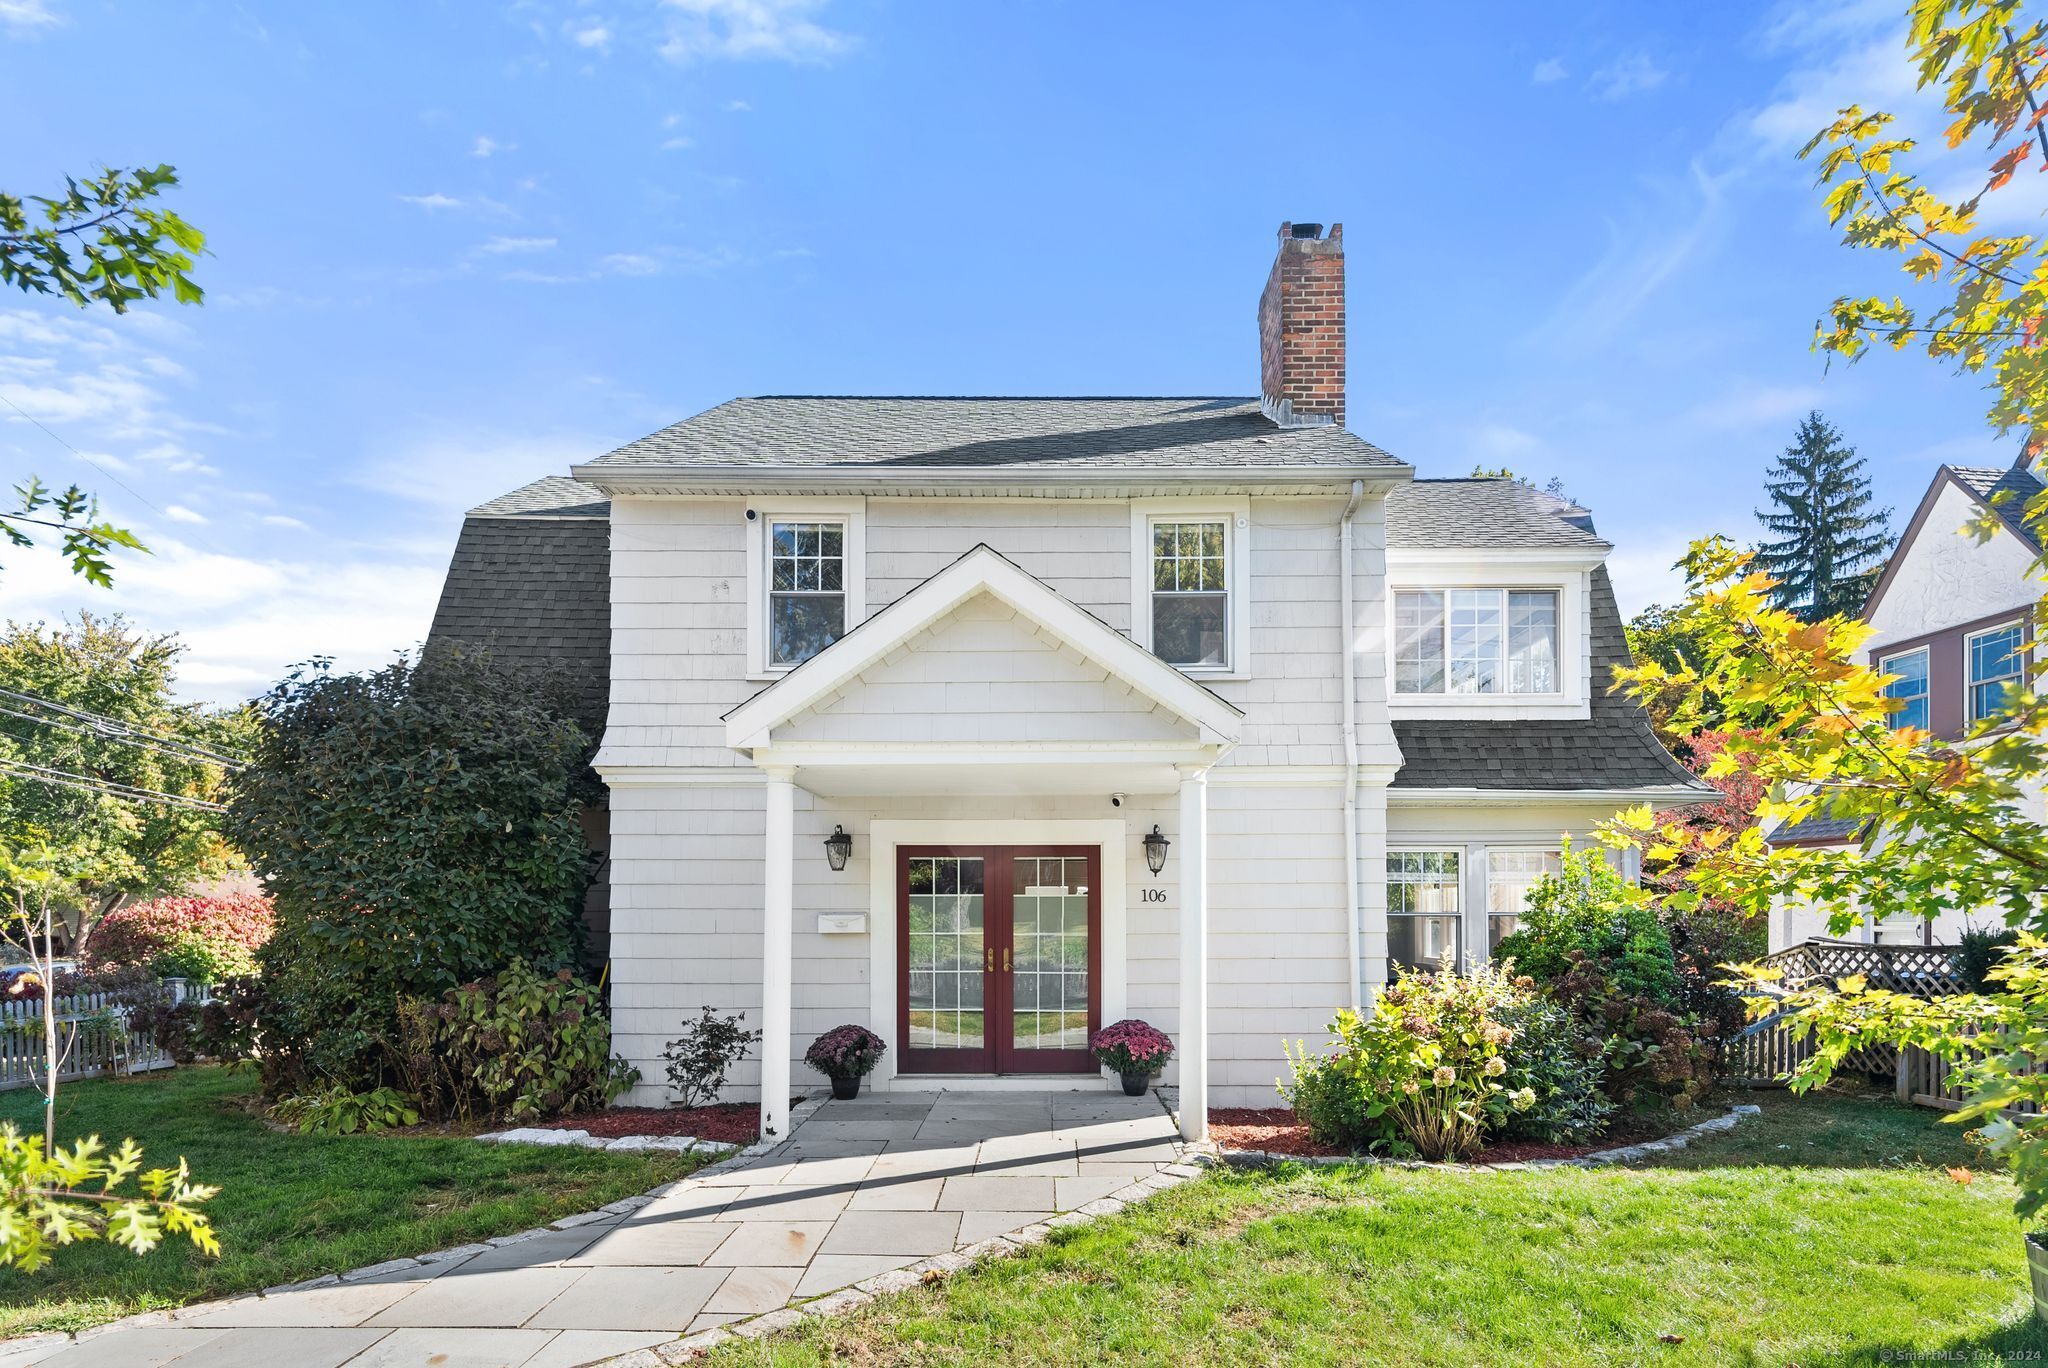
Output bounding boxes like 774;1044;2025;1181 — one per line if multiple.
1177;764;1209;1143
760;767;796;1142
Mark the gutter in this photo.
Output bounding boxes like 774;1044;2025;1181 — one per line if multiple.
1339;478;1365;1014
569;463;1415;493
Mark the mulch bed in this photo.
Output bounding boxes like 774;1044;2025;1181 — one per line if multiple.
1208;1107;1669;1165
539;1103;761;1145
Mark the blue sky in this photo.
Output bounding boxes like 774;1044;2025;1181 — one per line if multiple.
0;0;2019;703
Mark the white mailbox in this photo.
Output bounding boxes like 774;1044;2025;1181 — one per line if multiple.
816;913;867;936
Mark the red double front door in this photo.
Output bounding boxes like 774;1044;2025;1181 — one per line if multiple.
896;845;1101;1075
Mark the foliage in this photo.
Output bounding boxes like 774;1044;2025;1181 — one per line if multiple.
1088;1019;1175;1077
1739;933;2048;1229
0;616;247;956
804;1024;886;1080
1286;965;1531;1160
1277;1045;1384;1151
272;1086;419;1138
1753;412;1893;621
1487;995;1613;1144
1;164;204;584
389;963;637;1123
1492;844;1730;1109
663;1005;762;1109
0;1124;217;1273
79;892;273;983
224;653;593;1093
189;975;268;1065
1959;925;2021;992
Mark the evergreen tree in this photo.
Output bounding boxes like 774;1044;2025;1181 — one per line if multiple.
1753;412;1893;621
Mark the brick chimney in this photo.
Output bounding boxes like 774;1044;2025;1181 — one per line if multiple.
1258;221;1345;428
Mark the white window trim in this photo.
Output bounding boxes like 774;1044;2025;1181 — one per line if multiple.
1385;557;1590;720
1878;644;1931;732
745;496;867;681
1130;497;1252;681
1964;619;2024;723
1386;846;1466;974
1481;845;1563;963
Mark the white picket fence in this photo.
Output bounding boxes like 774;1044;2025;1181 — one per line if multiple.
0;979;209;1092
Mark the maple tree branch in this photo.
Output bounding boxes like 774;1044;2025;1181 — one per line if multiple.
1854;157;2031;289
2002;24;2048;167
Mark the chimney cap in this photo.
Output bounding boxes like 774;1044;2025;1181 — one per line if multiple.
1289;222;1324;239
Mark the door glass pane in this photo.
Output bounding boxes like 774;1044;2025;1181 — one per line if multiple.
905;857;984;1050
1011;856;1090;1051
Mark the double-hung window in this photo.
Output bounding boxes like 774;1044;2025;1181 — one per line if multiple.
1131;501;1248;674
769;520;847;667
1880;646;1930;732
746;498;866;677
1485;849;1561;950
1967;622;2024;722
1388;850;1462;973
1394;588;1560;695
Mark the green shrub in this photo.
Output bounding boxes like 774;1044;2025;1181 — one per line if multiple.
1494;844;1684;1010
273;1085;420;1136
1488;994;1613;1144
224;653;593;1094
152;929;256;985
1279;1043;1387;1151
1958;925;2020;993
390;962;637;1123
1286;965;1533;1160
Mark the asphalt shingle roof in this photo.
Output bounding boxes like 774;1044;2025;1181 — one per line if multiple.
425;480;610;734
1384;478;1610;550
1950;462;2046;553
1390;565;1703;792
582;397;1406;472
1765;810;1867;845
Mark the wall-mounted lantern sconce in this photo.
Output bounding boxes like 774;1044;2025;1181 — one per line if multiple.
824;825;853;872
1143;825;1170;877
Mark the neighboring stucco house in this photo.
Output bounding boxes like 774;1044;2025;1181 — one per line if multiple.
428;222;1706;1140
1766;461;2047;950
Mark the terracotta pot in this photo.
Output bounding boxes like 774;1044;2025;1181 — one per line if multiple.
830;1074;862;1101
2028;1231;2047;1324
1120;1072;1151;1097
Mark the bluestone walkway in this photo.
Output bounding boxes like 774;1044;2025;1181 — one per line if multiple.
17;1089;1180;1368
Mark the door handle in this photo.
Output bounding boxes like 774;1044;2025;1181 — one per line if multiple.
1003;948;1012;972
985;947;994;973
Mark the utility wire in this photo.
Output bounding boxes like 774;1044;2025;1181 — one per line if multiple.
0;703;245;772
0;685;247;768
0;758;227;813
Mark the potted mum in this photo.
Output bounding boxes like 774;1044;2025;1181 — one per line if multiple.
805;1024;886;1100
1089;1019;1174;1096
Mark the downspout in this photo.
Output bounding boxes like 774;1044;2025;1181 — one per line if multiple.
1338;478;1365;1013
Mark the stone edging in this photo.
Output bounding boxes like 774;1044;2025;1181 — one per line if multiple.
1197;1102;1763;1172
0;1093;840;1361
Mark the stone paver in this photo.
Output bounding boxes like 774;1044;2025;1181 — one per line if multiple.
10;1090;1181;1367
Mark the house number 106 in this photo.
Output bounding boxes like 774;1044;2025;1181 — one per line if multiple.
1140;888;1168;903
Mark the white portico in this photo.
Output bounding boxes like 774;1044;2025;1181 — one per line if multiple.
720;545;1242;1142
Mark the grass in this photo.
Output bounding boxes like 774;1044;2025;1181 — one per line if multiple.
0;1065;707;1338
704;1088;2047;1367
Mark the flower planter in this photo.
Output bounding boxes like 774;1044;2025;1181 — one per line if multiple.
2029;1232;2048;1324
830;1074;862;1101
1120;1072;1151;1097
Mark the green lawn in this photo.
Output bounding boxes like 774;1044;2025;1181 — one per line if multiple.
706;1089;2047;1367
0;1065;706;1338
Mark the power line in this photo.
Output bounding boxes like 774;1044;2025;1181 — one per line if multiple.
0;702;245;772
0;686;247;768
0;392;175;528
0;758;227;814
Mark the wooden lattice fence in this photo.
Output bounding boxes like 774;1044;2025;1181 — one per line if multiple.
1727;939;1963;1091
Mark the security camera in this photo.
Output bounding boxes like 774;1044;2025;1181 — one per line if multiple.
1110;792;1127;808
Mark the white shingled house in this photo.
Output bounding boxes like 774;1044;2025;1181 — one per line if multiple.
428;222;1707;1141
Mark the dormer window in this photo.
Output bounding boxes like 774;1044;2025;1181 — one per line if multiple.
1394;588;1559;695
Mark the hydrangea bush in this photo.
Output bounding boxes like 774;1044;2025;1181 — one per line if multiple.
804;1024;886;1079
1089;1019;1174;1076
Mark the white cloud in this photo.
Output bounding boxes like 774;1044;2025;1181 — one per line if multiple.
1531;58;1567;85
349;431;600;516
658;0;852;64
479;235;558;254
661;135;694;151
1683;381;1826;432
725;99;752;112
0;0;58;34
396;192;464;212
470;135;514;158
569;20;611;52
1605;531;1696;618
599;253;661;276
1529;160;1731;351
1589;52;1668;101
260;514;310;530
164;504;208;525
